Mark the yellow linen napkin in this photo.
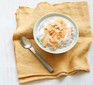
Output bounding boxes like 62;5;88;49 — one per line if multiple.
13;2;93;83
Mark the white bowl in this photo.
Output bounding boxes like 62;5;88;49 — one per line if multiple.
33;13;79;54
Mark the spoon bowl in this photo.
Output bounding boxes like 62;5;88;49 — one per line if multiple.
20;37;32;49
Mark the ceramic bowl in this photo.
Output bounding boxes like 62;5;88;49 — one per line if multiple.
33;13;79;54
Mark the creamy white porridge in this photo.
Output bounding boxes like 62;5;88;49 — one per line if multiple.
36;16;75;51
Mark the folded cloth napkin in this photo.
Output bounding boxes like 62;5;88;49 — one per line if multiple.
13;2;93;83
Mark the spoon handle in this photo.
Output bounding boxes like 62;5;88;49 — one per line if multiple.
29;47;54;73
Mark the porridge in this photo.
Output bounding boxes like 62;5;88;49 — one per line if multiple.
36;16;75;51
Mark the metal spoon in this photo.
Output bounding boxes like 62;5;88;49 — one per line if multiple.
20;37;54;73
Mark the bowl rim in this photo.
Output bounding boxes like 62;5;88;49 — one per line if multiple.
33;12;79;54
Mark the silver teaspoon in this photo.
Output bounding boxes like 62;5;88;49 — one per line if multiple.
20;37;54;73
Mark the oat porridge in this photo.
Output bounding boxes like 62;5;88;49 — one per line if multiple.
36;16;76;51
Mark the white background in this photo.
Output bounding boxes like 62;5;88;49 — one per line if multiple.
0;0;93;85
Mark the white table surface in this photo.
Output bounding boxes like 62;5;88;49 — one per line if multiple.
0;0;93;85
